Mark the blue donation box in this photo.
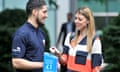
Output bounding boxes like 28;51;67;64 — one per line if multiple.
43;52;58;72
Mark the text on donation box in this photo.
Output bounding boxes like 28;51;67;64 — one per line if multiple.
44;52;58;72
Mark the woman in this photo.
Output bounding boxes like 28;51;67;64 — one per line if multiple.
53;6;102;72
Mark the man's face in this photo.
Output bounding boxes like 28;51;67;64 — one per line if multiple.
36;5;48;25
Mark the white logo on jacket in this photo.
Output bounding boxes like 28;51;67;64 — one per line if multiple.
12;47;21;52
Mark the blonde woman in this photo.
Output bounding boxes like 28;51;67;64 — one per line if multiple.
52;6;102;72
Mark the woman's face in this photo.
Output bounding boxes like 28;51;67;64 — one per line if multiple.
74;13;89;31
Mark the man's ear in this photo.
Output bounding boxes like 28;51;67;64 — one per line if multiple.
32;9;38;16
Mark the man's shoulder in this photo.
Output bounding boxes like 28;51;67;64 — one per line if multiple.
61;22;68;28
62;22;68;25
62;21;75;25
13;23;29;37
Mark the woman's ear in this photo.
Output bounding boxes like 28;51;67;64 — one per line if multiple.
87;20;90;25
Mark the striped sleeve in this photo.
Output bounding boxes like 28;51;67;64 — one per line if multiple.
91;37;103;68
63;45;69;54
63;33;71;54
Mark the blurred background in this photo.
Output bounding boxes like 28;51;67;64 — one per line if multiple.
0;0;120;72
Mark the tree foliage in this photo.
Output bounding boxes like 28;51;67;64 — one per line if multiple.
102;14;120;72
0;9;26;72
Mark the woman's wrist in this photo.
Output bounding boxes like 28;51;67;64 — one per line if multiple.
55;52;61;57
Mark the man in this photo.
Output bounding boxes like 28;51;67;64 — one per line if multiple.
12;0;47;72
57;12;76;72
57;12;76;46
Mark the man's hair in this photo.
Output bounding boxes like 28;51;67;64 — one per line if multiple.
67;12;73;17
26;0;46;16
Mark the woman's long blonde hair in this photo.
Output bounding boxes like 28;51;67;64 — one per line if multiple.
74;6;95;53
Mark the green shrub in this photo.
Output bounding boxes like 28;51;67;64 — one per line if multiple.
0;9;26;72
102;14;120;72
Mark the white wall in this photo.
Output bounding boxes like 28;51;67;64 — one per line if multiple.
56;0;70;52
56;0;70;38
45;9;56;46
0;0;28;11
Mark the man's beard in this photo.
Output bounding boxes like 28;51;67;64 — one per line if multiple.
36;17;44;27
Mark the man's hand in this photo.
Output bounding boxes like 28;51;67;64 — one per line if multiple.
49;47;61;57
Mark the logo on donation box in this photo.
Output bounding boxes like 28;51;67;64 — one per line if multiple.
44;52;58;72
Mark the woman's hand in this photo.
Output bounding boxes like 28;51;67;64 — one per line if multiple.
92;66;101;72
